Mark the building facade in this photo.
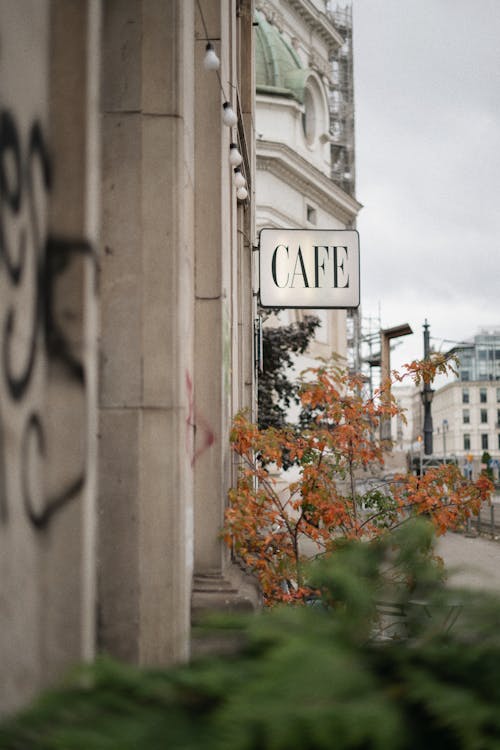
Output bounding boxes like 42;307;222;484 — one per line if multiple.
254;0;361;366
452;329;500;383
433;380;500;464
1;0;257;714
394;329;500;478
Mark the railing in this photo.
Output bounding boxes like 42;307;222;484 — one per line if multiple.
466;502;499;538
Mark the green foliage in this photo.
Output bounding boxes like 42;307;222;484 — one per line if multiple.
481;451;494;479
258;313;320;430
0;659;214;750
3;522;500;750
361;488;400;529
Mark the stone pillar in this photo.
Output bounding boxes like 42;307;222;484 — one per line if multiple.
193;0;228;578
0;0;100;713
43;0;101;684
99;0;195;665
191;0;259;623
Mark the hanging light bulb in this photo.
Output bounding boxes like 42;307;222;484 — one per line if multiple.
222;101;237;127
236;185;248;201
233;168;246;188
203;42;220;71
229;142;243;166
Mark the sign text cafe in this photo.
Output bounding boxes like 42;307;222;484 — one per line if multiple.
259;229;360;309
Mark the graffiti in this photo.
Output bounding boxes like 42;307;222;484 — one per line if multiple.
185;370;215;467
21;413;85;530
1;112;51;401
0;109;92;530
0;407;7;524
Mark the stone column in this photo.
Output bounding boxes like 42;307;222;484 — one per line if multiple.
191;0;259;624
99;0;195;665
0;0;100;713
192;0;229;579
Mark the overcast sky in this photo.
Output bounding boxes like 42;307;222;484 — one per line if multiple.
352;0;500;371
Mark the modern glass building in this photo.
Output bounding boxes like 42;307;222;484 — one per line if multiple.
454;329;500;382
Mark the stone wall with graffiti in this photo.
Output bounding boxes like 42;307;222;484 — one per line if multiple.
1;0;257;714
0;1;100;714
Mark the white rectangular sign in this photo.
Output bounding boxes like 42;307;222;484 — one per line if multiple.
259;228;360;309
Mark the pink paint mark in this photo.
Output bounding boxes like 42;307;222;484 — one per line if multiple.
185;370;216;467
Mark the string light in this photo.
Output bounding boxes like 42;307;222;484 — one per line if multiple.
222;102;237;127
203;42;220;70
229;143;243;166
233;168;246;189
196;0;248;205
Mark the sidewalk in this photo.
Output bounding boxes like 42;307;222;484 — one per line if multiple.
437;531;500;593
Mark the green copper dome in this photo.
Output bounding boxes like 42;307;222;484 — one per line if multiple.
255;11;310;105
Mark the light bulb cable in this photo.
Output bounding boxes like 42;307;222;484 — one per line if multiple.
195;0;248;198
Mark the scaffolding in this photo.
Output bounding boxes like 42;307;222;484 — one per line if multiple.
326;3;359;373
346;308;362;373
327;3;356;198
361;315;382;397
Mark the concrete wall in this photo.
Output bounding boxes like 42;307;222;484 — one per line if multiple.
0;0;100;714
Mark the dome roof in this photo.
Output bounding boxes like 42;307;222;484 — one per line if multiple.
255;12;311;105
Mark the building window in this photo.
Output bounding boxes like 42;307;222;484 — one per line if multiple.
463;409;470;424
480;387;487;403
497;408;500;426
498;433;500;450
462;388;469;404
496;387;500;402
464;434;471;450
302;87;316;144
481;408;488;423
306;205;317;224
481;434;489;450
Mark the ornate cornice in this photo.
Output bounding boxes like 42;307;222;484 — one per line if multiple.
256;0;285;32
256;139;362;225
256;0;344;55
286;0;344;52
309;49;332;81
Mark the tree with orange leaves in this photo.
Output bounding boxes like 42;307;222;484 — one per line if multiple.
223;356;493;605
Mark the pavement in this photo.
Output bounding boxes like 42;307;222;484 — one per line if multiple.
437;531;500;593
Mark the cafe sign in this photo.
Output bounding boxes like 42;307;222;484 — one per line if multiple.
259;228;360;309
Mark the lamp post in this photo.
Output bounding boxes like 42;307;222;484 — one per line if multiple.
442;418;448;463
417;434;423;476
421;320;434;455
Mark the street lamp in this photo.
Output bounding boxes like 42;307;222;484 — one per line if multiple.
421;387;434;455
421;320;434;455
442;418;448;463
416;434;423;476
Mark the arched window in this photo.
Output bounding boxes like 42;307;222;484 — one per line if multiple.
301;74;328;148
302;86;316;144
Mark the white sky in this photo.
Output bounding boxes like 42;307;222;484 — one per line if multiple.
352;0;500;372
